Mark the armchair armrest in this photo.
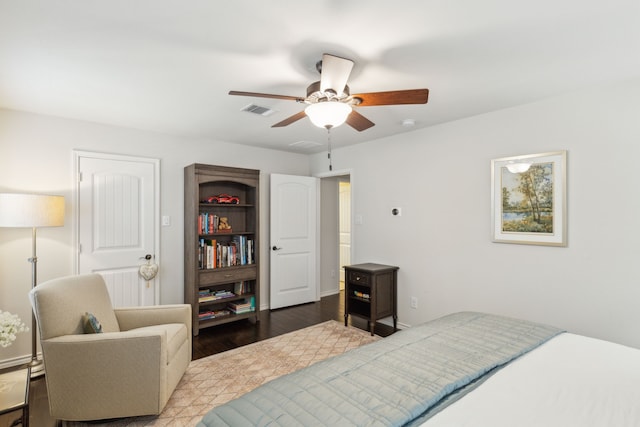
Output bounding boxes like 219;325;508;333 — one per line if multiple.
115;304;191;331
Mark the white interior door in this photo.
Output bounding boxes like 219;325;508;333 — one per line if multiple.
75;151;160;307
270;174;318;309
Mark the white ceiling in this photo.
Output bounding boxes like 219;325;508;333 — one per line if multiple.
1;1;639;154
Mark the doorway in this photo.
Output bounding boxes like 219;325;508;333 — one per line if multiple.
318;171;352;297
338;178;351;290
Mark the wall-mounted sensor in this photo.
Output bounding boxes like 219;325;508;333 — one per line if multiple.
392;207;402;216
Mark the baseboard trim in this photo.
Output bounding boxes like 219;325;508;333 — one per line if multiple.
0;354;32;370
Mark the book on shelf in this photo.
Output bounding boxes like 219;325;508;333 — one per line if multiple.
198;309;231;320
198;289;236;302
232;235;245;265
198;213;221;234
234;281;252;295
353;290;370;300
227;300;254;314
227;301;251;309
198;213;235;235
198;239;217;269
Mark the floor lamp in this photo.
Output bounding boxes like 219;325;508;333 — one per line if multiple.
0;193;65;377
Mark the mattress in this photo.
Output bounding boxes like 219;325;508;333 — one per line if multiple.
421;332;640;427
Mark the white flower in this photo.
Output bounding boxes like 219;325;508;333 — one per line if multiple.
0;310;29;348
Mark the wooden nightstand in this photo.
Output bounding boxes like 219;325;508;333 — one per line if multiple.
0;366;30;427
344;263;398;336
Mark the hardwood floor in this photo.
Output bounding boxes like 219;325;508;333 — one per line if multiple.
2;291;394;427
193;291;394;359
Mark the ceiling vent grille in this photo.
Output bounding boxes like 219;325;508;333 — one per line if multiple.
241;103;275;116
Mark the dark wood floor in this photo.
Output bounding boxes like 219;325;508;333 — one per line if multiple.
1;291;394;427
193;291;393;359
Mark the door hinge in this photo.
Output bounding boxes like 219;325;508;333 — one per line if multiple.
77;172;83;182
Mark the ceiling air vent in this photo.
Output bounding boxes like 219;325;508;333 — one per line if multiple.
241;103;275;117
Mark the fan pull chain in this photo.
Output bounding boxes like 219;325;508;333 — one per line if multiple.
326;126;333;171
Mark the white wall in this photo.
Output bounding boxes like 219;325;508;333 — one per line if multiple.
310;77;640;349
0;109;310;366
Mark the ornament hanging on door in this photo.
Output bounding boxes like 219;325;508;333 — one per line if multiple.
139;254;158;287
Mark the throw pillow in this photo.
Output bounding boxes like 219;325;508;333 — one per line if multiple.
83;312;103;334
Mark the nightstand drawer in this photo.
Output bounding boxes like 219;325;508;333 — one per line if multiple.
347;270;370;285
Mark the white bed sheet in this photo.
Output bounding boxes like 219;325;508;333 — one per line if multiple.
421;333;640;427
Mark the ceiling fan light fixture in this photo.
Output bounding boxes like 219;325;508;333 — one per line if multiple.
229;53;429;132
305;101;352;129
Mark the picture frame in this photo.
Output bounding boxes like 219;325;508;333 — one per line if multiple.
491;151;567;246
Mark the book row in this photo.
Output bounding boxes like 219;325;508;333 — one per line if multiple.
198;236;254;269
198;213;228;235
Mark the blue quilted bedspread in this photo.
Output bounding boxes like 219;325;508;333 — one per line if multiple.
198;312;563;426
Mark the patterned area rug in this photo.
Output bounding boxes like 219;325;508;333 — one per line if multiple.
63;321;380;427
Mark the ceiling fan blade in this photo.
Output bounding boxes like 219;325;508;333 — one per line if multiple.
346;110;375;132
352;89;429;106
229;90;303;102
319;54;354;96
271;110;307;128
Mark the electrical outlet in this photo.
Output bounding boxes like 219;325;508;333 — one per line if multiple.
410;296;418;309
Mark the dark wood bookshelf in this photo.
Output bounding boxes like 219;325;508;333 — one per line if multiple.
184;164;260;336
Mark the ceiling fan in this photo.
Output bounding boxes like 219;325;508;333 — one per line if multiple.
229;53;429;131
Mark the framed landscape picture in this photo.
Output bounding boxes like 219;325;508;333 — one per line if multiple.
491;151;567;246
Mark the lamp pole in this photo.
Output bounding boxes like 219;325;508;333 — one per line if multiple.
28;226;44;376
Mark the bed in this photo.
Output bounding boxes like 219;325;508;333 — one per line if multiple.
197;312;640;426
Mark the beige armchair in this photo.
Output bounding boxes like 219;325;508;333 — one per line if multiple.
29;273;191;422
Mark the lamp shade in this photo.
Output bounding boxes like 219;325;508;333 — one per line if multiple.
0;193;65;228
305;101;352;129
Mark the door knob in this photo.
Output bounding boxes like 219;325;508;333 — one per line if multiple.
272;246;282;251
